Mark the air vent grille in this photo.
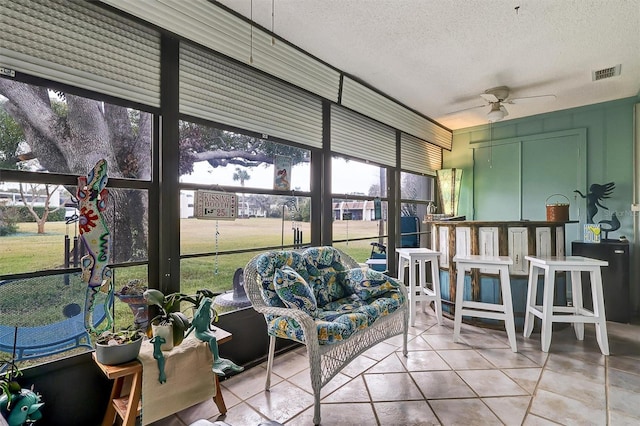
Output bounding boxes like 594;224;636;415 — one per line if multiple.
592;64;621;81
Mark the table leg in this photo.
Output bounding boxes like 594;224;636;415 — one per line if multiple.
453;266;465;343
213;375;227;414
523;263;538;338
499;266;517;353
570;270;584;340
590;269;610;355
123;371;142;426
101;377;122;426
541;267;555;352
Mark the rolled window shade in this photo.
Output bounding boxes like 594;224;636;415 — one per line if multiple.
401;133;442;176
341;76;452;150
180;43;323;148
331;105;396;167
1;0;161;107
99;0;340;103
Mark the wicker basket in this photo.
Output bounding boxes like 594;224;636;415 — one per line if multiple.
546;194;570;222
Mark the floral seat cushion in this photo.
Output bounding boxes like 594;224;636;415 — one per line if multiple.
258;247;405;345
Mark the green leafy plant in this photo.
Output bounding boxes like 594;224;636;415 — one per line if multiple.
143;289;219;347
94;326;145;346
0;357;23;410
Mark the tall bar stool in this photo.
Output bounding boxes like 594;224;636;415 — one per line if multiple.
396;248;443;326
452;255;517;352
523;255;609;355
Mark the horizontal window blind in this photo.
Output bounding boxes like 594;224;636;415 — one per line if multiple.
180;43;323;148
2;0;161;107
99;0;340;102
341;76;452;150
331;105;396;167
401;133;442;176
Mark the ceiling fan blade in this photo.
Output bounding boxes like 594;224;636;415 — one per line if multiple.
506;94;556;104
443;103;487;116
480;93;500;103
500;105;509;117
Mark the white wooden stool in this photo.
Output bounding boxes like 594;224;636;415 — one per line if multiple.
396;248;443;326
523;255;609;355
452;255;517;352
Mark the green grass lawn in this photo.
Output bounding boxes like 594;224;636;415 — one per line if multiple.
0;217;387;365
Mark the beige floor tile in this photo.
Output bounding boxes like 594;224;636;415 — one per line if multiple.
269;350;310;379
399;349;451;372
218;401;270;425
537;369;605;407
322;375;371;403
457;369;528;397
222;365;283;400
421;333;464;350
459;332;513;349
529;388;606;425
287;368;351;397
364;372;423;401
245;380;314;424
437;349;496;370
340;354;378;377
406;334;434;351
476;348;541;368
608;368;640;393
374;400;440;425
289;402;377;426
609;355;640;375
429;398;502;425
502;368;542;394
544;353;605;383
522;413;561;425
411;370;475;399
175;399;220;424
608;385;640;419
609;409;640;426
367;352;408;373
362;341;398;361
482;396;531;425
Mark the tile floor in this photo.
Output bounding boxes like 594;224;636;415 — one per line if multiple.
150;309;640;426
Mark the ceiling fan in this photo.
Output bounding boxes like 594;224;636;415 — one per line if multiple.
448;86;556;122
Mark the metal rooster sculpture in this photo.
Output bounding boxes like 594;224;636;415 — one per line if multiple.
574;182;620;239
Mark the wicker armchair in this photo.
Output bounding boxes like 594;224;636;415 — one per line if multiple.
244;246;408;425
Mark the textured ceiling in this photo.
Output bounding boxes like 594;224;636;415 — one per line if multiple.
216;0;640;130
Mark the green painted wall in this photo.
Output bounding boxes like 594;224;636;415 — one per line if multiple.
446;97;637;240
445;96;640;315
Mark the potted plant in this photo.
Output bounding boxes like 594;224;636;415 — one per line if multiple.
115;279;150;331
93;326;145;366
1;358;44;426
143;289;218;351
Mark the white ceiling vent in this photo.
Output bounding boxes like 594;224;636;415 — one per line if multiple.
592;64;621;81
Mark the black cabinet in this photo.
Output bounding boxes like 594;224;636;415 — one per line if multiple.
571;240;631;323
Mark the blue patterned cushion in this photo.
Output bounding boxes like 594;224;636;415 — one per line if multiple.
302;246;348;306
255;251;308;307
273;266;317;316
345;267;405;301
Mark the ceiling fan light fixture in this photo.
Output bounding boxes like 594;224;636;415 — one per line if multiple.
487;104;505;122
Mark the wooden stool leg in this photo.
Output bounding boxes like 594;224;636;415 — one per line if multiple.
453;266;465;342
541;267;555;352
213;376;227;414
523;263;538;338
499;266;517;352
102;377;123;426
590;270;610;355
123;371;142;426
570;270;585;340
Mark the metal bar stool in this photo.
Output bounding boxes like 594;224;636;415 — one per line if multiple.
523;255;609;355
396;248;443;326
453;255;517;352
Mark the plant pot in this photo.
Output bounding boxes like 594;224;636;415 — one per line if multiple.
116;294;150;330
151;324;174;351
95;337;143;365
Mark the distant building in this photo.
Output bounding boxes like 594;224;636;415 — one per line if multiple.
332;200;376;221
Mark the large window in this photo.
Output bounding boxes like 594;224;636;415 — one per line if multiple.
331;156;388;264
0;79;153;366
400;171;435;247
178;121;312;295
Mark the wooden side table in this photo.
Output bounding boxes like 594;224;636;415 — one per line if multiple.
94;326;233;426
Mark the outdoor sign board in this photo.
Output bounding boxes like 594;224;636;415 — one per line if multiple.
194;190;237;220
